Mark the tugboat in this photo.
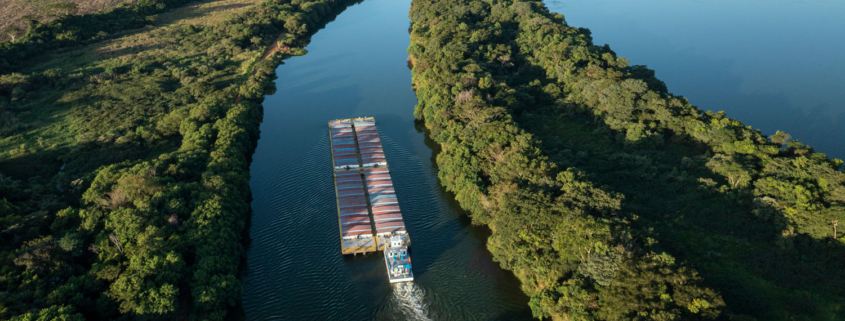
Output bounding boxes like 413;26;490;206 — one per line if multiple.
384;235;413;283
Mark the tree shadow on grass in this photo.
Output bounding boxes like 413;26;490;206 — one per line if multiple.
156;1;257;26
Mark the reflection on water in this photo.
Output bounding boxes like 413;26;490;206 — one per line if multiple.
544;0;845;158
240;0;532;319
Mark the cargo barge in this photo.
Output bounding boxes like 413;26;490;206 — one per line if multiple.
329;117;414;283
329;120;377;255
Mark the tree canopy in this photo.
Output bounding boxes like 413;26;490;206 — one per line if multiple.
0;0;349;319
408;0;845;319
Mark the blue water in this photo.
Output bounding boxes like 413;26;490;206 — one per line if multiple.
545;0;845;159
240;0;845;318
240;0;531;319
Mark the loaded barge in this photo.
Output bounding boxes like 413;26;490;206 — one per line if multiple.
329;117;413;283
329;120;376;254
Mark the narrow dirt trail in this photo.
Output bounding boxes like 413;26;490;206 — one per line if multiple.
234;32;288;104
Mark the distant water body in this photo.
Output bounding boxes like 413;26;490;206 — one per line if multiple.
545;0;845;159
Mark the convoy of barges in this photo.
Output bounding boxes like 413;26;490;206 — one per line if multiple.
329;117;414;283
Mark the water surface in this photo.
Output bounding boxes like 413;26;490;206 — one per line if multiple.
545;0;845;158
240;0;532;319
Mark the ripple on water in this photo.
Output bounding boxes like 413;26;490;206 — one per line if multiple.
243;122;531;320
242;132;350;317
242;0;528;316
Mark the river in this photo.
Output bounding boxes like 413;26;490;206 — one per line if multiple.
544;0;845;159
239;0;532;319
242;0;845;319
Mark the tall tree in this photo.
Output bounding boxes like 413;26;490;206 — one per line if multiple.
2;26;23;43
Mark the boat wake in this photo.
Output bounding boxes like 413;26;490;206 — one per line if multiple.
390;283;431;321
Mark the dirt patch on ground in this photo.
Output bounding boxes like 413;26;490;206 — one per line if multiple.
233;32;287;104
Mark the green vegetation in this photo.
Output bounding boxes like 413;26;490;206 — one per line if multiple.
4;0;843;319
1;1;129;40
0;0;195;73
408;0;845;319
0;0;347;319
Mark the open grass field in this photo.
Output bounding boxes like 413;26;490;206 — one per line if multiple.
156;0;261;26
84;0;263;62
0;0;131;38
0;0;264;180
29;0;263;68
0;0;345;318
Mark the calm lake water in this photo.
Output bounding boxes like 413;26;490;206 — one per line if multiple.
545;0;845;159
240;0;531;319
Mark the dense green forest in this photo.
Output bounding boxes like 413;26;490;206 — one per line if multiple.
0;0;349;319
408;0;845;320
3;0;844;319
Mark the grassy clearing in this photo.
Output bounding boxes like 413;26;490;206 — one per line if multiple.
156;0;262;26
1;0;264;180
28;0;264;69
0;0;131;36
1;0;349;318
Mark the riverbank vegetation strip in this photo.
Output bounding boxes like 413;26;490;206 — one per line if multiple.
408;0;845;319
0;0;345;319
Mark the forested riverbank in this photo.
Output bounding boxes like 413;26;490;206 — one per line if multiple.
0;0;350;319
3;0;844;319
408;0;845;319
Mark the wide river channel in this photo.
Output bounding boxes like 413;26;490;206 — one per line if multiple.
240;0;531;319
241;0;845;319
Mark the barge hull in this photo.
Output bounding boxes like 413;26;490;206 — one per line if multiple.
330;119;377;255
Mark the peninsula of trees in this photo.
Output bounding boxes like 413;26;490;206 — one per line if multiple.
408;0;845;319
